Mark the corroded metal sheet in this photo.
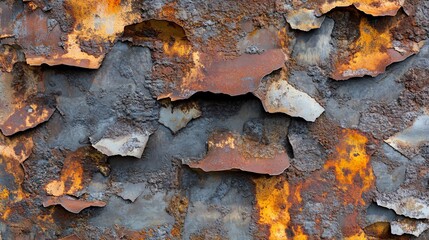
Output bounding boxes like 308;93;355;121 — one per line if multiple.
0;0;428;238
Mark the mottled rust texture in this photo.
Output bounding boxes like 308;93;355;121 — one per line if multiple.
0;0;428;239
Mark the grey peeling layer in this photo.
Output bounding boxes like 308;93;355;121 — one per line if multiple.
286;9;326;31
391;219;429;237
159;102;202;134
90;132;151;158
262;80;325;122
385;113;429;159
376;196;429;219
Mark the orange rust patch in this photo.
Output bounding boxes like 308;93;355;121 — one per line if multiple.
323;129;374;205
0;134;33;164
45;147;106;197
0;45;19;72
254;129;375;238
254;176;290;240
187;131;290;175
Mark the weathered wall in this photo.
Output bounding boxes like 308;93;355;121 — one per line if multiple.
0;0;429;239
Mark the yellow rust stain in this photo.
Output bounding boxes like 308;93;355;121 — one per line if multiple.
45;150;85;197
324;129;374;205
208;135;236;149
254;176;290;240
292;226;308;240
254;129;374;238
345;230;368;240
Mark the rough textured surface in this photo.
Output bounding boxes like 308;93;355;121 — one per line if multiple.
0;0;428;239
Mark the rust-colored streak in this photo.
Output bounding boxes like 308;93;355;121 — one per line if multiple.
162;49;286;101
187;131;290;175
331;15;421;80
43;196;106;214
0;103;55;136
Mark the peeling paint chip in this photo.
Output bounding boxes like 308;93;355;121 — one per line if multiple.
43;196;106;214
286;9;325;31
377;197;429;219
385;114;429;159
91;132;150;158
0;103;55;136
185;131;290;175
261;80;324;122
159;101;202;133
391;219;429;237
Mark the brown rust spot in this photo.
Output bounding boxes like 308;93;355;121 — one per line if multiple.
187;131;290;175
0;45;20;73
42;196;106;214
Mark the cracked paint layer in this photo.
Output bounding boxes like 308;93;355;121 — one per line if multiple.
159;101;201;134
385;113;429;159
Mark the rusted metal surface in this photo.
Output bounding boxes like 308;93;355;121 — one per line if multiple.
0;0;428;239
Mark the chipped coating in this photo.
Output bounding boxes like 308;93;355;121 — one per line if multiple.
187;131;290;175
91;132;150;158
0;103;55;136
43;196;106;214
258;78;325;122
160;49;286;101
